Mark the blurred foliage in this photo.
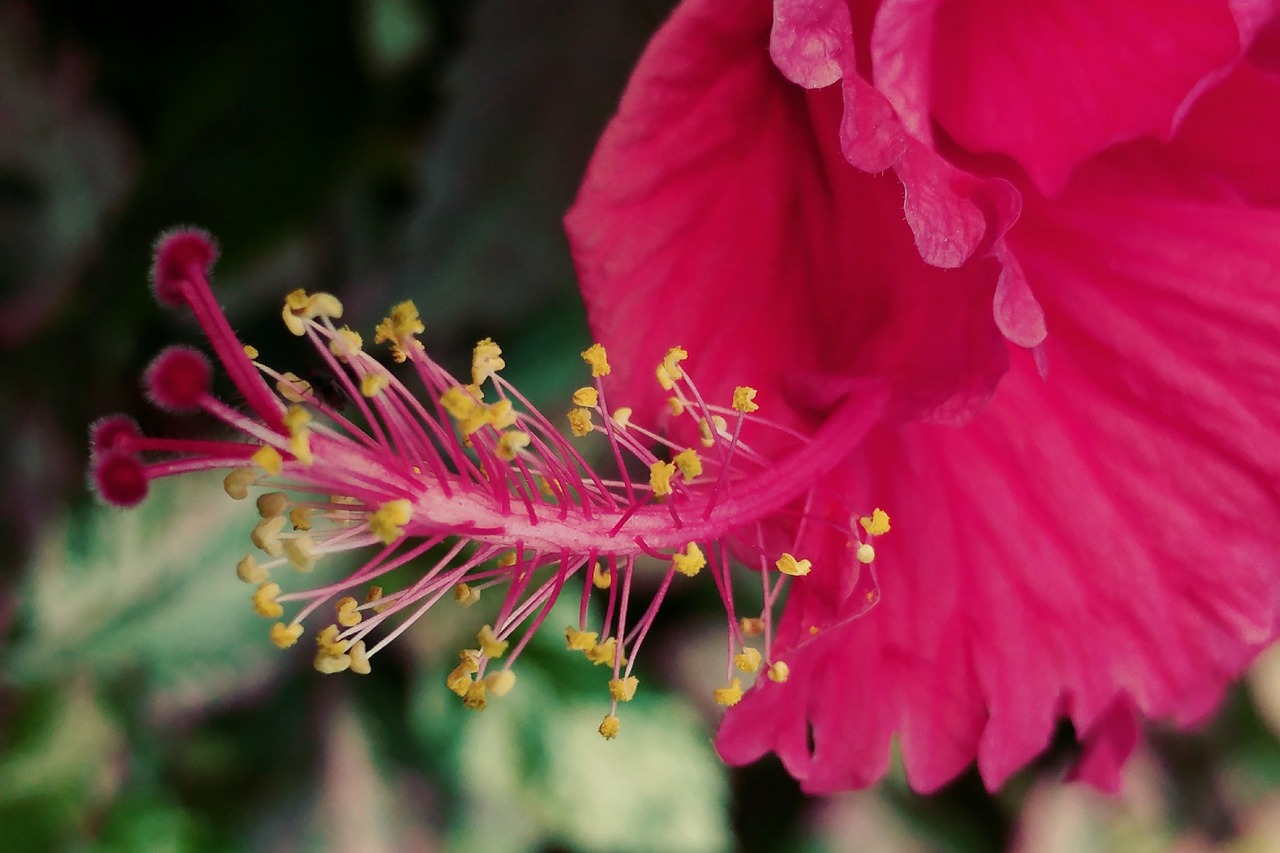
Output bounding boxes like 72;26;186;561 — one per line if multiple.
6;1;1280;851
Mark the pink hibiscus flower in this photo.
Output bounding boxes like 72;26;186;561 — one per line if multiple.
566;0;1280;793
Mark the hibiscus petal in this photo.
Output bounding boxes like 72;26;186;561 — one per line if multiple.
722;176;1280;792
928;0;1248;195
567;0;1014;429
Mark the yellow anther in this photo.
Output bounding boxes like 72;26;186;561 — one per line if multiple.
740;617;765;637
497;551;518;569
374;300;425;362
734;647;763;673
329;326;363;361
252;515;287;556
572;386;599;408
592;562;612;590
714;678;744;707
463;681;487;711
349;640;372;675
768;661;791;683
282;289;310;335
304;292;343;321
697;415;729;448
314;650;351;674
485;669;516;697
458;648;482;673
471;338;506;386
611;407;632;429
446;666;473;697
859;507;891;536
224;467;256;500
586;637;618;666
459;405;491;437
496;430;531;462
775;553;812;577
277;372;312;403
369;499;412;544
672;542;706;577
316;624;347;657
271;621;304;649
657;346;688;390
581;343;611;377
609;676;639;702
649;460;676;497
565;627;598;652
655;363;675;391
284;534;317;571
856;543;876;564
667;396;685;416
289;431;313;466
453;583;481;607
252;582;284;619
599;714;621;740
236;555;267;584
336;596;362;627
732;386;759;413
290;506;313;531
243;344;259;359
489;399;518;430
284;402;311;427
256;491;289;518
568;407;594;437
360;373;388;398
251;445;283;476
478;624;509;659
440;386;478;420
673;448;702;481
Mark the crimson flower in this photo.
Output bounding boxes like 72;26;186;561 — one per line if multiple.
566;0;1280;792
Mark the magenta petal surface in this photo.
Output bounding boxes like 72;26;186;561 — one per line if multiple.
720;136;1280;792
567;0;1015;429
928;0;1249;194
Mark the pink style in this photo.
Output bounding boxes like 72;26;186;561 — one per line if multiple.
91;228;889;739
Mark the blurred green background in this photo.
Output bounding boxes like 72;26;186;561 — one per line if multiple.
6;2;1280;851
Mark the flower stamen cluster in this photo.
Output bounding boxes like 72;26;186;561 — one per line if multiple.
89;228;890;737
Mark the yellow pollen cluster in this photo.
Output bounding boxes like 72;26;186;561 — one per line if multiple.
253;582;283;618
740;617;764;637
672;542;705;577
566;627;598;651
609;676;639;702
329;326;363;361
714;678;743;707
453;582;481;607
698;415;728;448
581;343;611;377
856;543;876;564
369;499;412;544
768;661;790;683
572;386;598;408
655;346;688;390
276;372;312;403
585;636;618;666
252;445;284;476
734;647;762;673
478;624;509;659
775;553;812;577
282;289;344;336
486;669;516;697
271;621;303;648
284;535;316;571
336;596;362;627
649;460;676;497
374;300;425;362
471;338;506;386
732;386;759;413
360;373;388;398
252;515;286;556
673;448;702;481
592;562;612;589
236;555;267;584
859;507;891;536
496;430;531;461
599;714;621;740
610;407;632;429
283;405;313;465
567;407;594;437
256;491;289;518
223;467;256;500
